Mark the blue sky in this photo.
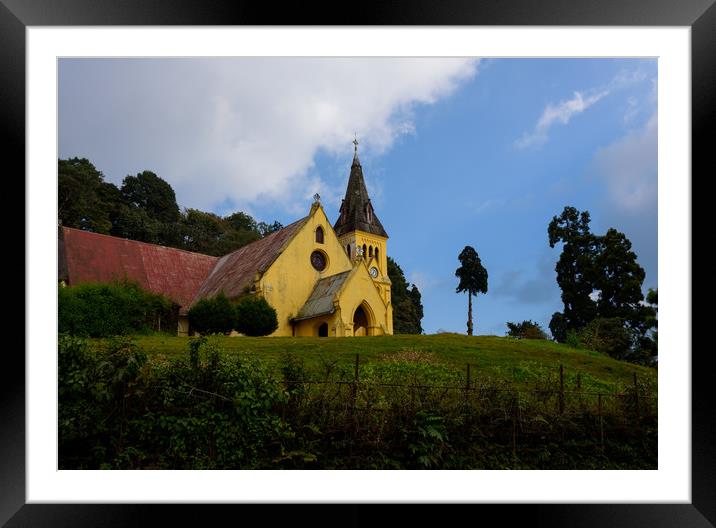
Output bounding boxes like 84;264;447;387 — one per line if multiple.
59;58;657;336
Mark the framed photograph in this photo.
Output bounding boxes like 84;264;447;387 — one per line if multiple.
4;0;709;525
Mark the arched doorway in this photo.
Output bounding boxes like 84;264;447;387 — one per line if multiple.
317;322;328;337
353;305;369;336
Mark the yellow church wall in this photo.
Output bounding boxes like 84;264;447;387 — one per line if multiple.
258;204;353;336
336;264;391;336
293;313;342;337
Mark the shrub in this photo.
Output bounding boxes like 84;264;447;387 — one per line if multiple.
187;293;237;335
58;281;176;337
565;330;581;349
506;320;548;340
234;295;279;336
579;318;631;359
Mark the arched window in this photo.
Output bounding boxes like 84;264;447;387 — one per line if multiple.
315;226;324;244
346;244;351;258
363;244;367;258
375;248;379;263
365;203;373;223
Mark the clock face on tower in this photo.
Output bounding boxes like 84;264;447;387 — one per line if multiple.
369;266;379;278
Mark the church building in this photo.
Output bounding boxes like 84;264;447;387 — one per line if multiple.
59;141;393;337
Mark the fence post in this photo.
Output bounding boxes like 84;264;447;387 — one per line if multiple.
350;354;360;424
598;393;604;452
559;364;565;414
464;364;471;430
512;391;518;468
633;371;640;420
465;364;471;394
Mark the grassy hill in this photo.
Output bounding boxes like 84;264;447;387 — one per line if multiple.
93;333;656;395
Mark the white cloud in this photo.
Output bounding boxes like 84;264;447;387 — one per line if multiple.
593;112;657;211
59;58;479;213
516;90;608;149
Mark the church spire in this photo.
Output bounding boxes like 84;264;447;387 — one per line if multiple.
333;139;388;238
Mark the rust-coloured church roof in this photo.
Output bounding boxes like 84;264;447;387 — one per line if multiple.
59;227;219;310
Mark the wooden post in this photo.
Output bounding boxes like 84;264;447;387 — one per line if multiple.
464;364;471;430
598;393;604;451
512;392;519;467
633;371;640;419
350;354;360;423
559;364;565;414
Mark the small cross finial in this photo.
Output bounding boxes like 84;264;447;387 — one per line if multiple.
353;134;359;154
313;193;321;203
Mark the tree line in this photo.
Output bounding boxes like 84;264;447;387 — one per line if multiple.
59;157;283;256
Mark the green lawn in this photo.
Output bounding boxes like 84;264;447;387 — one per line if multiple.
91;333;656;395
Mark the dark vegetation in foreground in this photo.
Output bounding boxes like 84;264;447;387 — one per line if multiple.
60;334;657;470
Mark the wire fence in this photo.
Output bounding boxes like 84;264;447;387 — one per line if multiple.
278;354;657;465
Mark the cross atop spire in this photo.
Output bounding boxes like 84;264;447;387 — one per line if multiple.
352;135;361;167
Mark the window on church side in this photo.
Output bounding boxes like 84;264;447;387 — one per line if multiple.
311;250;327;272
363;244;367;257
316;226;324;244
368;246;373;258
375;248;379;263
347;245;351;258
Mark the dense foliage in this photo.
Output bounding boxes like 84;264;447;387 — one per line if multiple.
234;296;279;336
58;281;176;337
58;157;283;256
59;336;657;469
387;257;424;334
187;293;237;335
578;318;632;360
548;206;657;363
506;320;548;340
455;246;488;336
59;335;290;469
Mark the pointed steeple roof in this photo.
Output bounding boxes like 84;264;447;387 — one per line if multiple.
333;141;388;238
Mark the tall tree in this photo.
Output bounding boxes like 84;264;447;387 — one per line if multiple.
408;285;424;334
121;171;180;224
548;206;599;335
548;206;655;363
58;157;120;234
455;246;488;336
387;257;423;334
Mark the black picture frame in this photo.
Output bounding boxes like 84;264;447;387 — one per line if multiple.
2;1;709;526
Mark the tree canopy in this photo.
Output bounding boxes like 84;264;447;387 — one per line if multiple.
548;206;657;363
387;257;424;334
58;157;119;234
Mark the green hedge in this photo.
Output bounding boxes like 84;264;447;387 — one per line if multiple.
235;296;278;336
187;293;236;335
58;281;177;337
